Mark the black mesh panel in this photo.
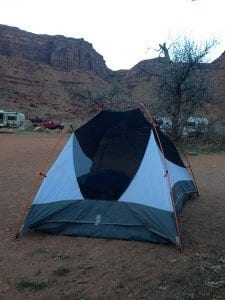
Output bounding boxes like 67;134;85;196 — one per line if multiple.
75;109;151;200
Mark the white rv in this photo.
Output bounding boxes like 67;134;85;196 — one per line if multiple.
183;116;209;136
155;116;172;132
155;116;209;137
0;110;25;128
0;110;8;127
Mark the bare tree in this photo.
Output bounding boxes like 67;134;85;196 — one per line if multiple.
68;80;128;108
158;42;171;61
156;37;218;140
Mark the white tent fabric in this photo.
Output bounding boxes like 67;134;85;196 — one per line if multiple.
119;132;173;211
73;135;93;177
34;134;83;204
157;143;193;187
119;132;193;211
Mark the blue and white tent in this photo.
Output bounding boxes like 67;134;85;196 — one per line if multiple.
20;109;197;248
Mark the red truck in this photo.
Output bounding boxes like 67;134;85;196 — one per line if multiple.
30;119;64;130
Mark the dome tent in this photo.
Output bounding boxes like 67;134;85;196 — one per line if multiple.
19;108;197;248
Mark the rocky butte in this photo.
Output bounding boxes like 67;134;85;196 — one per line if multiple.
0;24;224;121
0;25;111;79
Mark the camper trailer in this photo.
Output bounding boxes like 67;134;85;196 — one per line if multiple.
0;110;25;128
5;112;25;128
0;110;8;127
183;116;209;136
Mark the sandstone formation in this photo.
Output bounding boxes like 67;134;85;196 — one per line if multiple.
0;24;224;122
0;25;110;80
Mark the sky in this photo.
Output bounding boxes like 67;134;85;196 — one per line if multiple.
0;0;225;70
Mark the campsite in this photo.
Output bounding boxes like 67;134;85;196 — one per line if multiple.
0;132;225;299
1;2;225;298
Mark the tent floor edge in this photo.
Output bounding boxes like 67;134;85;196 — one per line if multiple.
22;200;179;246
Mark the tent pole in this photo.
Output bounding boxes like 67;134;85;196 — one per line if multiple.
15;132;67;238
134;100;184;251
179;147;199;197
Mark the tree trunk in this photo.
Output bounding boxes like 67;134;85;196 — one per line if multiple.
171;115;179;141
171;97;181;141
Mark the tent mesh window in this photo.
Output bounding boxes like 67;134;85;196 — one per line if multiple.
75;109;151;201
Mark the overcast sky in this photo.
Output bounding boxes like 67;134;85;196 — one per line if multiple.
0;0;224;70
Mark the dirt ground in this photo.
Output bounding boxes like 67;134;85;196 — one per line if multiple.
0;133;225;300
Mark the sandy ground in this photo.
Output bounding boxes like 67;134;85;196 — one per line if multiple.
0;133;225;300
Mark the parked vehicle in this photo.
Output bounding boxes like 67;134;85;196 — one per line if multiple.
155;116;172;132
182;117;209;137
5;112;25;128
30;119;64;130
0;110;8;127
0;110;25;128
155;116;209;137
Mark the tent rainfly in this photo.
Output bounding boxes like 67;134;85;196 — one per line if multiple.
19;109;197;248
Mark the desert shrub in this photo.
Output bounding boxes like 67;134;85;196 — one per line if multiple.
18;279;48;291
53;266;70;276
24;120;34;132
